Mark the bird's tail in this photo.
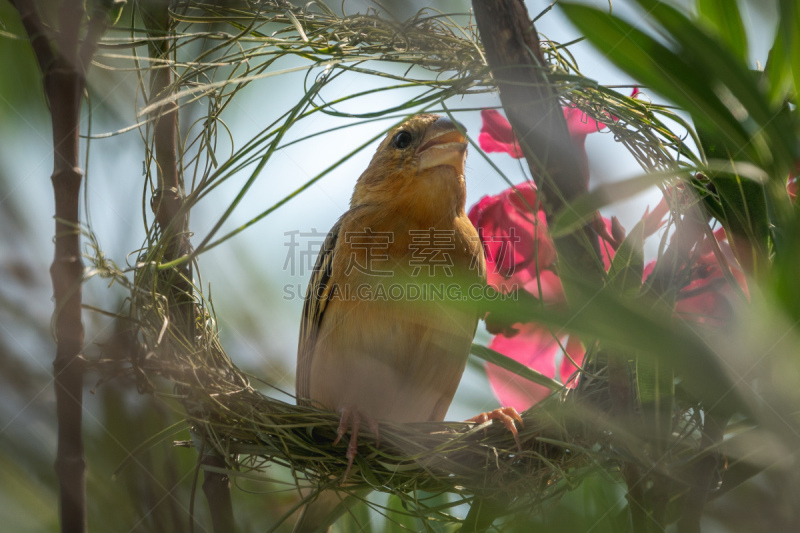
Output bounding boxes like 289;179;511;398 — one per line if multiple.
291;489;367;533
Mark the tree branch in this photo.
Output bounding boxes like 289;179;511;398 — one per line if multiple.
55;0;84;69
9;0;55;73
140;1;235;530
9;2;119;531
79;6;115;74
201;454;235;533
677;413;729;533
10;0;92;531
471;0;604;300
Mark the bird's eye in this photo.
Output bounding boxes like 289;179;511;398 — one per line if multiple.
392;131;413;149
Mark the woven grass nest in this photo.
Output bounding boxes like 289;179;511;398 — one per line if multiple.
148;364;607;506
101;248;618;509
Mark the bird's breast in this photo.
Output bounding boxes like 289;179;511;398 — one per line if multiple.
307;209;485;422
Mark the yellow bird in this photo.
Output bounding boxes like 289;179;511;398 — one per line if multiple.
294;114;520;532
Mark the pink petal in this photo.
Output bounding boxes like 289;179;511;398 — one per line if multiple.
676;283;733;327
643;195;670;237
469;182;558;291
480;109;515;143
563;106;607;138
486;324;561;411
481;88;638;159
673;232;746;327
520;269;564;302
559;335;585;387
643;260;656;282
479;109;524;158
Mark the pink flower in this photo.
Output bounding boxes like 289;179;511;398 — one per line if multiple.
671;228;747;327
471;180;742;412
467;182;556;292
471;92;729;413
479;89;640;182
468;181;630;411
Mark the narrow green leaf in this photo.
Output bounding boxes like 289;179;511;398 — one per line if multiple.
696;0;749;64
550;170;682;239
560;3;752;153
355;455;382;486
712;429;784;500
608;220;645;297
635;355;674;452
777;0;800;102
715;173;771;276
470;344;563;392
336;489;373;533
696;122;771;276
703;159;769;183
487;281;749;418
386;494;421;530
633;0;797;173
780;0;800;105
764;26;793;108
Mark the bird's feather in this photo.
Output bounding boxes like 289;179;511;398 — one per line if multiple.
296;215;345;403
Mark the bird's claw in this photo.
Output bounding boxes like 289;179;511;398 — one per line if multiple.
467;407;524;451
333;405;380;480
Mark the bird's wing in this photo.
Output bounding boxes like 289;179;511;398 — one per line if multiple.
296;216;343;403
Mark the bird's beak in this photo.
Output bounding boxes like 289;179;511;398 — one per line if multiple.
417;120;467;173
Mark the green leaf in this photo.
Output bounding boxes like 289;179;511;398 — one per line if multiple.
696;0;749;64
714;173;770;276
764;25;793;108
487;281;749;418
632;0;797;173
550;170;682;239
704;160;769;183
635;355;674;452
336;490;373;533
696;122;771;276
773;0;800;105
560;2;752;156
777;0;800;104
787;13;800;107
470;343;563;392
385;494;422;530
608;220;645;298
461;495;506;532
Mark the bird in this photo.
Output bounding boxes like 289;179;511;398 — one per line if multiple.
294;114;522;532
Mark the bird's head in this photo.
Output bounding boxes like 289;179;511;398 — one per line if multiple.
351;114;469;216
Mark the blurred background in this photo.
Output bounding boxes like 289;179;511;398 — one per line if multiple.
0;0;790;531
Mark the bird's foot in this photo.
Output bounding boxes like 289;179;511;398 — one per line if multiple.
333;405;380;480
467;407;524;451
